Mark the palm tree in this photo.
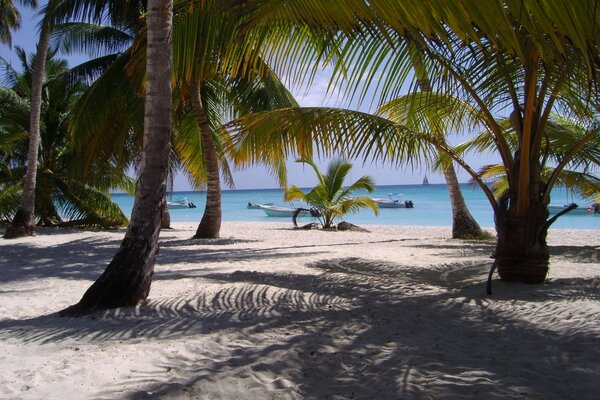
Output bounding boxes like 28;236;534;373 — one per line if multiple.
460;114;600;206
61;0;173;315
3;0;51;238
285;158;378;229
0;50;131;227
407;46;484;240
0;0;36;46
62;1;298;239
232;0;600;284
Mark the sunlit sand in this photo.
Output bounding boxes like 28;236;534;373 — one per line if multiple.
1;222;598;399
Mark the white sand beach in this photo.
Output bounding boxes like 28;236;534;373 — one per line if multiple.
0;222;599;399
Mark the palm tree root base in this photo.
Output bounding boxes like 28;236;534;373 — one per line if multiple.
452;211;485;239
193;219;220;239
4;210;36;239
496;256;549;284
337;221;370;232
59;243;155;316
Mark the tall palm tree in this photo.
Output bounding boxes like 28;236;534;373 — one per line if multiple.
232;0;600;285
407;46;484;239
63;1;299;239
285;158;378;229
61;0;173;315
0;50;131;227
3;0;51;238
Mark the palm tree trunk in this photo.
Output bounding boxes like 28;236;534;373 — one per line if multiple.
3;18;51;239
60;0;173;315
161;197;171;229
494;159;550;283
190;82;221;239
444;163;484;239
407;43;484;240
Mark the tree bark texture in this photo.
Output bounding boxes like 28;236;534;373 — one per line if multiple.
443;163;484;239
494;159;550;284
407;44;483;240
161;197;171;229
4;19;51;239
60;0;173;315
190;82;222;239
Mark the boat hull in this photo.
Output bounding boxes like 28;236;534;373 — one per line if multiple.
167;197;196;209
377;201;407;209
260;205;312;217
548;205;595;215
247;202;274;209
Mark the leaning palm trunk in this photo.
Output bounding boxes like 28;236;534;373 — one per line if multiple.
191;82;221;239
443;163;484;239
60;0;173;315
409;46;484;240
494;159;550;283
4;19;51;239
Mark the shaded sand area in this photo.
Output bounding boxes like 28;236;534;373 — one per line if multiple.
1;222;599;399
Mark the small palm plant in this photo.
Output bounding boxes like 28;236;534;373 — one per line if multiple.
285;158;379;229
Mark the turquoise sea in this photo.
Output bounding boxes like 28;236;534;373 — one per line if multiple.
112;184;599;230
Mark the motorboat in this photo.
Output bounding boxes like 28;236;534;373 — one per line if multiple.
167;197;196;209
247;202;274;209
548;203;599;215
259;205;316;218
373;194;414;209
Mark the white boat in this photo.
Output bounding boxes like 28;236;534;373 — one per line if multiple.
548;204;598;215
247;202;274;209
422;175;430;185
167;197;196;209
373;194;414;209
259;205;313;217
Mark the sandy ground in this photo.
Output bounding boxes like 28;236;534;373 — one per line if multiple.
0;221;599;399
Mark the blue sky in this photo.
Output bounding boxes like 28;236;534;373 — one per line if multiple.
1;2;494;191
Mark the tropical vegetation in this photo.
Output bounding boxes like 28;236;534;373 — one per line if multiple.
285;158;378;229
0;49;130;228
0;0;36;46
60;0;174;315
0;0;596;314
230;0;600;284
57;0;298;239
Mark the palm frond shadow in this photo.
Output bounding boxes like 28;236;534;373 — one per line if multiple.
0;236;123;283
160;237;260;247
1;256;598;399
549;245;600;264
411;242;496;258
115;258;599;399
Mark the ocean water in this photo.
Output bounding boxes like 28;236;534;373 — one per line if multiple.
112;184;599;230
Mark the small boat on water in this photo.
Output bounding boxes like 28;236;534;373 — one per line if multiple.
422;175;430;185
373;194;414;209
548;203;599;215
247;202;274;209
167;197;196;209
259;205;315;217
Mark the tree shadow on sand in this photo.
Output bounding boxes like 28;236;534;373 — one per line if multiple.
0;257;598;399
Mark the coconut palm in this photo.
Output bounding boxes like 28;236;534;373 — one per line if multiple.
231;0;600;285
0;0;36;46
406;46;484;240
3;0;52;238
459;114;600;205
61;0;173;315
285;158;378;229
0;50;130;227
62;0;298;239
